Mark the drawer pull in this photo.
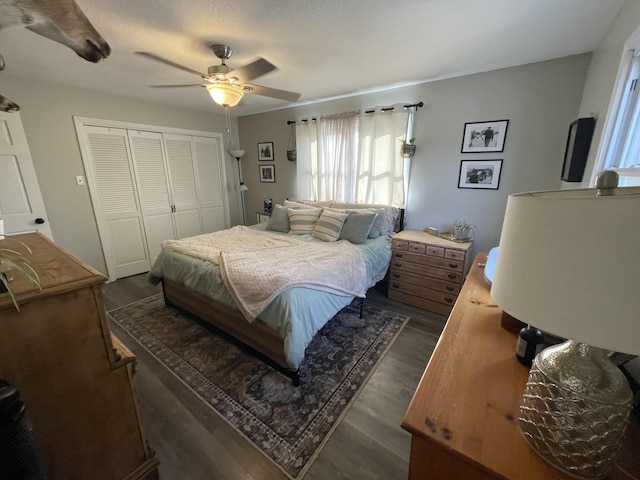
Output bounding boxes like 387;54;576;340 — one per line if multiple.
395;253;403;258
393;273;401;278
445;297;454;304
446;286;454;291
448;274;456;279
394;263;402;268
449;263;458;269
392;283;400;288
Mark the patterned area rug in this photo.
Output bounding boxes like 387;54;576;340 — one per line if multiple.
108;294;408;479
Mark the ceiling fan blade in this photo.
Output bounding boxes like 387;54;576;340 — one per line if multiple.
149;84;204;88
228;58;276;84
244;83;301;102
136;52;206;78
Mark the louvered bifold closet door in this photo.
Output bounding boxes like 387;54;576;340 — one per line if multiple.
193;136;226;232
128;130;176;263
84;126;150;278
163;133;203;239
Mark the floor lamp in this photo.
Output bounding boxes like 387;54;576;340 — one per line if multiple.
230;149;247;225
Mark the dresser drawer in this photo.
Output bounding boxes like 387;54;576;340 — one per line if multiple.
445;249;466;261
388;281;458;309
389;269;461;295
391;250;465;273
408;242;426;254
392;239;409;251
388;289;454;316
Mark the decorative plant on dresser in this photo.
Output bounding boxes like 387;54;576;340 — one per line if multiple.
0;233;159;480
388;230;473;316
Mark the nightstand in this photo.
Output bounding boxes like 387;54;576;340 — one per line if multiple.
257;211;271;224
388;230;472;315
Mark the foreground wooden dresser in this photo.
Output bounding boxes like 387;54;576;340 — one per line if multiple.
0;233;159;480
388;230;472;315
401;252;638;480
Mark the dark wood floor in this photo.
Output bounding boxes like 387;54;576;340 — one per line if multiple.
102;275;447;480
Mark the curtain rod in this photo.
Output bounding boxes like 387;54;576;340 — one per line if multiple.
287;101;423;125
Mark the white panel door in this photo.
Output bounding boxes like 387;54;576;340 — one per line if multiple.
128;130;176;263
0;112;53;238
82;126;150;279
193;135;227;233
163;133;202;239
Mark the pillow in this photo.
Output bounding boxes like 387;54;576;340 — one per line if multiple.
365;209;386;238
283;199;319;210
330;202;400;235
312;210;348;242
339;212;377;244
265;204;293;233
286;198;333;208
288;208;322;234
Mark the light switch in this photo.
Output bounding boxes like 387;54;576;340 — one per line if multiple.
76;175;86;186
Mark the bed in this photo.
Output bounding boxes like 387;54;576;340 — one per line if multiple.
148;200;401;384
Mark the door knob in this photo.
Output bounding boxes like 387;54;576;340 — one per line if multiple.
35;218;45;224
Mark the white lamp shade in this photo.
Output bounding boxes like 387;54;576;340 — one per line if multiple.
490;185;640;355
229;149;245;159
206;83;244;107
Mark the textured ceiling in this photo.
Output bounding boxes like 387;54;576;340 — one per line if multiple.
0;0;626;117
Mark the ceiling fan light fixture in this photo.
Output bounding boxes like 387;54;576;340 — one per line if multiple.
206;83;244;107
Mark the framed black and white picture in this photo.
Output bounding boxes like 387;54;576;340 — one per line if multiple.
259;164;275;183
461;120;509;153
458;159;503;190
258;142;274;161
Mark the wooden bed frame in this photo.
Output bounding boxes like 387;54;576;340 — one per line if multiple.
161;278;304;383
160;208;404;385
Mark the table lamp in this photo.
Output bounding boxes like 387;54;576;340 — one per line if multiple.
490;171;640;479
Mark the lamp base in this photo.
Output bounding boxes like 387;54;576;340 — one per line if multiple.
519;340;632;479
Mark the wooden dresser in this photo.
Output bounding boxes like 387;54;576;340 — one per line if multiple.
388;230;472;315
401;253;639;480
0;233;159;480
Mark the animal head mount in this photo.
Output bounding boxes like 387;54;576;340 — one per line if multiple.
0;55;19;112
0;0;110;62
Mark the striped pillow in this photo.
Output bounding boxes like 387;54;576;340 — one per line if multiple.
288;208;322;235
312;210;348;242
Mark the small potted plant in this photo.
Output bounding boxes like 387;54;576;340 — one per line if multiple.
400;137;416;159
453;220;476;241
0;238;41;311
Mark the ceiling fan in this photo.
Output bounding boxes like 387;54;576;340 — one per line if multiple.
136;44;301;107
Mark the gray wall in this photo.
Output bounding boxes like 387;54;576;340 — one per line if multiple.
1;74;240;274
239;54;592;255
576;0;640;187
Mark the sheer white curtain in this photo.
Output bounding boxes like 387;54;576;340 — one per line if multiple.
357;107;408;207
296;105;409;206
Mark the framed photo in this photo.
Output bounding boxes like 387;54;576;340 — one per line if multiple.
458;159;503;190
259;164;275;183
258;142;274;161
461;120;509;153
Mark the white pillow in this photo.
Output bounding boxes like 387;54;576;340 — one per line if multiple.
288;208;322;234
312;210;348;242
283;199;320;210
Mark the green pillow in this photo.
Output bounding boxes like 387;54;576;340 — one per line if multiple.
266;204;292;233
339;212;376;243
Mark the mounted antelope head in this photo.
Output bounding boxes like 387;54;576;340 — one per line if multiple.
0;55;19;112
0;0;110;62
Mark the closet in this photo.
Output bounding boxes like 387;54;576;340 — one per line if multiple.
75;118;230;281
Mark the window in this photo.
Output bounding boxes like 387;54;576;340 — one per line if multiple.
296;106;409;206
596;27;640;187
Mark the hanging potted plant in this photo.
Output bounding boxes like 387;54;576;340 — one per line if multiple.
0;238;41;311
400;137;416;159
286;121;297;162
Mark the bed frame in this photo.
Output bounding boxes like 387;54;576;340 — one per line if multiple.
161;208;404;386
161;278;300;384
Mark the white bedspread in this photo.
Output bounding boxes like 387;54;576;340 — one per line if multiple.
220;240;366;321
160;226;300;264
